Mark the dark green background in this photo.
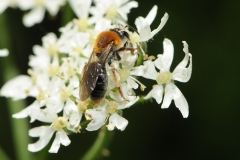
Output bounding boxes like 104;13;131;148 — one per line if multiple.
0;0;239;159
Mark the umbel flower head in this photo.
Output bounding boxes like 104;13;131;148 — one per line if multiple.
133;38;192;118
0;0;192;153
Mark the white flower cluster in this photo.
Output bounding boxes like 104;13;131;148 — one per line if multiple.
0;0;192;153
0;0;66;27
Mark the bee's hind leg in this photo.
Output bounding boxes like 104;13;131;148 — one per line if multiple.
110;66;129;102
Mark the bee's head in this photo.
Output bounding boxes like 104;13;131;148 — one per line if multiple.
110;28;130;40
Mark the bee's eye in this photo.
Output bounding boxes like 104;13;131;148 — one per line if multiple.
121;31;129;39
110;28;130;39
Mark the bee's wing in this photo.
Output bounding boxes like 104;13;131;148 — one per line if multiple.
80;42;114;101
80;61;103;101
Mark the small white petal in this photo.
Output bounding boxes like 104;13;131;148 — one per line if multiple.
135;17;151;42
0;75;32;100
72;88;80;99
175;41;190;67
12;100;40;119
144;85;163;104
145;5;157;25
107;113;128;131
29;107;55;123
127;78;138;89
64;99;78;116
112;82;139;109
118;95;139;109
28;126;54;152
48;133;60;153
161;84;173;109
69;113;82;127
86;109;106;131
162;83;189;118
0;49;9;57
69;76;79;88
154;38;174;71
23;7;45;27
130;65;145;77
58;130;71;146
69;0;92;18
45;94;64;113
118;1;138;21
182;41;189;54
143;61;158;80
30;45;50;71
42;32;58;47
49;131;70;153
45;0;65;16
172;41;192;82
171;84;189;118
94;18;111;32
29;126;50;137
151;13;169;38
109;91;122;102
18;0;34;10
131;61;158;80
0;0;8;14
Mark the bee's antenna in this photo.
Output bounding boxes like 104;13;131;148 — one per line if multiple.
126;24;139;35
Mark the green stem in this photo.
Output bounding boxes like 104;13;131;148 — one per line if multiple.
0;12;33;160
61;2;75;27
81;127;114;160
136;41;148;66
137;96;153;104
0;147;10;160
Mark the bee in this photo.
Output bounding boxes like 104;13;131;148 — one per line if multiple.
80;26;136;104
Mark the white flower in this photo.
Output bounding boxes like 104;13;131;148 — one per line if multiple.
59;32;91;57
68;0;93;32
68;0;92;19
109;83;139;109
0;0;18;14
132;5;169;42
0;0;193;153
143;38;192;118
0;48;9;56
90;0;138;23
106;113;128;131
28;106;70;153
0;0;10;14
0;75;37;100
18;0;66;27
63;99;83;132
29;33;60;73
85;100;129;131
85;108;106;131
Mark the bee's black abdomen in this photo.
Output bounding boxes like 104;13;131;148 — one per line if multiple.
90;67;108;103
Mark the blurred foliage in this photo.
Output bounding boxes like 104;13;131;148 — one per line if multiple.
0;0;240;160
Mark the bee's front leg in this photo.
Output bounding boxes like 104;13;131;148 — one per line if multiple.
117;47;137;55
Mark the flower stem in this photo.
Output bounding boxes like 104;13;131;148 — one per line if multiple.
0;147;10;160
81;127;114;160
61;2;75;26
0;12;33;160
